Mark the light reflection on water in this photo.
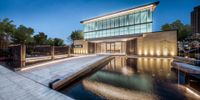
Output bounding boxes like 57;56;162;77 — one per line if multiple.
60;56;199;100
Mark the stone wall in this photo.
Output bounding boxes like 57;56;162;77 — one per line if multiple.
137;30;177;57
74;40;88;54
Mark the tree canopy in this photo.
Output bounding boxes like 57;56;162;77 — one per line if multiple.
33;32;47;45
70;30;84;41
46;38;54;46
161;20;192;41
0;18;66;46
54;38;65;46
11;25;34;44
0;18;16;42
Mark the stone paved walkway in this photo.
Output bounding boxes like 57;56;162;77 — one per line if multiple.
0;65;72;100
18;55;109;87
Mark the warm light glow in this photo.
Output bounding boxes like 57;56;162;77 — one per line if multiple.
150;50;154;56
82;4;155;24
186;87;200;98
144;58;148;62
21;55;96;71
163;50;168;56
122;67;133;75
144;50;148;56
156;50;160;56
138;50;142;55
170;52;175;56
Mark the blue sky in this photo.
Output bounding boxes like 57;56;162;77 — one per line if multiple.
0;0;199;44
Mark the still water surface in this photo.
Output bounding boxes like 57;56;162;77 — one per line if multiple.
60;56;199;100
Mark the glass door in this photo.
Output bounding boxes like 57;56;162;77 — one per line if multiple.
110;43;115;53
106;43;111;53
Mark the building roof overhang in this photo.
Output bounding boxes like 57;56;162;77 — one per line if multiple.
80;1;159;24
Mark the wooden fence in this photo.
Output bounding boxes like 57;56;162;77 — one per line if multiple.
1;45;70;70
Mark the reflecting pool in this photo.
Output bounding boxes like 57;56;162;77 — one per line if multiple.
60;56;200;100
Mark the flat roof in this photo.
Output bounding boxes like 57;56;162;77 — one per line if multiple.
81;1;159;24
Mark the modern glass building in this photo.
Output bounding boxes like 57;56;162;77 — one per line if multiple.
74;1;177;57
81;2;157;39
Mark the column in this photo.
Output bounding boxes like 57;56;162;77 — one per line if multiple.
51;46;54;60
20;44;26;68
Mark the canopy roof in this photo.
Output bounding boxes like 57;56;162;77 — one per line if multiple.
81;1;159;24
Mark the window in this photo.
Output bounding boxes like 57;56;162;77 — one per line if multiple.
114;17;119;27
135;25;141;34
107;29;110;37
147;9;152;22
124;27;128;35
114;28;119;36
103;20;107;29
141;24;147;33
111;29;115;36
141;10;147;23
135;12;141;24
120;27;124;35
111;18;115;28
120;16;124;26
99;20;102;30
128;14;134;25
83;8;153;39
99;31;102;37
102;30;106;37
91;22;94;31
147;23;152;32
106;19;111;28
83;24;87;32
96;31;99;38
129;26;135;34
125;15;129;25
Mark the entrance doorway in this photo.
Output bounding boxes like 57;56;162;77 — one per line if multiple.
97;42;125;54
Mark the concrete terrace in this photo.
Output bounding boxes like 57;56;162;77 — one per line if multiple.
0;65;72;100
18;55;110;87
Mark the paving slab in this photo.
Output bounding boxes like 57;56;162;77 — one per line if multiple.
0;65;72;100
18;55;109;87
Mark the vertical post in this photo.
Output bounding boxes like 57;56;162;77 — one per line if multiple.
51;46;54;60
20;44;26;68
68;46;70;57
94;43;96;54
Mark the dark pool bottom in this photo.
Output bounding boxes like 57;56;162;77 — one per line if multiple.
59;57;200;100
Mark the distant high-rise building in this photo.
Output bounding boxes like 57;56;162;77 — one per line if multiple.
191;6;200;34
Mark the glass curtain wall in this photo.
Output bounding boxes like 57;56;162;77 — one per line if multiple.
83;9;152;39
96;42;125;53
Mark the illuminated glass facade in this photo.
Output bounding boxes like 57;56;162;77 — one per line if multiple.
83;9;153;39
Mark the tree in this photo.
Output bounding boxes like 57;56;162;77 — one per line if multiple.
161;20;192;41
54;38;65;46
0;18;16;45
12;25;34;44
33;32;47;45
70;30;84;42
161;24;171;31
46;38;54;46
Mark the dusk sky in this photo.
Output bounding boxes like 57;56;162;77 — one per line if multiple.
0;0;199;44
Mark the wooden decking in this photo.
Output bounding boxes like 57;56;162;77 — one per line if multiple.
0;65;72;100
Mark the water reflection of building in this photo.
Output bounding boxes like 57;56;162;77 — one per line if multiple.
83;79;157;100
82;57;173;100
102;57;172;77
